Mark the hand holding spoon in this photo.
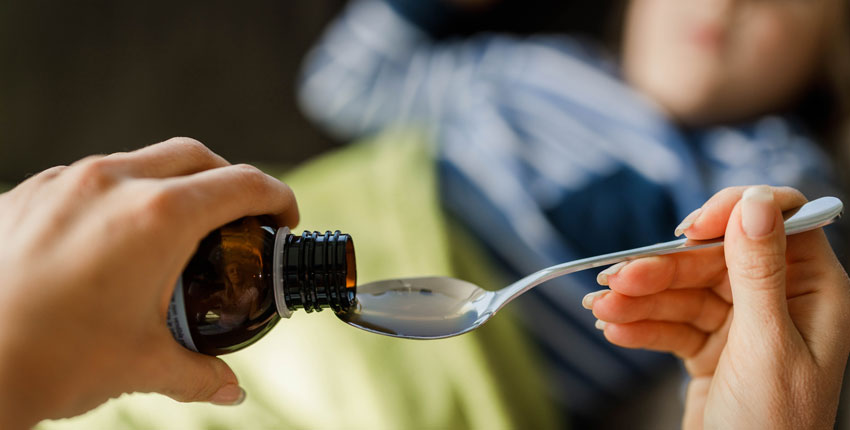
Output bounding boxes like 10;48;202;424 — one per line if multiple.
337;197;843;339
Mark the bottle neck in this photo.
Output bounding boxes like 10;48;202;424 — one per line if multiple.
272;227;357;318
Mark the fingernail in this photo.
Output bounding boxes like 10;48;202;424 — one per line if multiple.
595;320;608;331
674;208;702;237
210;384;246;406
581;290;610;309
741;186;775;239
597;261;628;286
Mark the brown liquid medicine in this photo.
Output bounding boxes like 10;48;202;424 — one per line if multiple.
167;216;356;355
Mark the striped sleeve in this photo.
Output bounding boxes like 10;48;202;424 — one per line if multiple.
298;0;476;139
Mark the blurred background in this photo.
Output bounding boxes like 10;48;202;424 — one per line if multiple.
8;1;849;429
0;0;613;182
0;0;342;181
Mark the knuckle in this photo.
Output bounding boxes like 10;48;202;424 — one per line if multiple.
69;156;118;192
71;154;106;166
774;185;801;197
37;165;68;178
280;181;295;199
102;151;130;160
734;249;786;283
774;185;804;198
181;377;216;403
18;165;68;189
232;162;263;176
178;360;227;403
166;136;205;149
775;186;808;207
718;186;747;199
160;376;205;403
137;187;184;224
167;137;216;160
725;186;746;194
232;163;268;187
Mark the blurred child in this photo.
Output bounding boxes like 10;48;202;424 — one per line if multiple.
297;0;850;425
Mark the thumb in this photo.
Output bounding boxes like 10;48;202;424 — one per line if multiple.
157;344;245;406
725;186;789;326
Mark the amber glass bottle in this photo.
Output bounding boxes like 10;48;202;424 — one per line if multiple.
166;216;356;355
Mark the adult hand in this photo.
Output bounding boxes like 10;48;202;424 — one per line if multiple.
583;186;850;429
0;138;298;429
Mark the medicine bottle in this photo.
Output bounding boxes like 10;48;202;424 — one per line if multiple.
166;216;356;355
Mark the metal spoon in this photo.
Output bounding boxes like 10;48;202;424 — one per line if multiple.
337;196;843;340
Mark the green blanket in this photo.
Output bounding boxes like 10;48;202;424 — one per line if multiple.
34;131;560;429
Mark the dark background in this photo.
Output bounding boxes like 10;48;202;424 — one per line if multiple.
0;0;615;183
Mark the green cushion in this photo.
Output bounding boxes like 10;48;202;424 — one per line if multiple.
36;130;560;429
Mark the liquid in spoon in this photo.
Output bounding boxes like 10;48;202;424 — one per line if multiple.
337;277;496;339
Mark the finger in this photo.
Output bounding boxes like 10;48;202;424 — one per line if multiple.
104;137;230;179
784;232;850;367
158;163;299;232
674;186;807;240
683;377;711;429
724;186;790;326
148;343;244;405
790;281;850;369
785;231;847;297
784;228;850;298
590;289;730;332
600;247;727;296
683;308;733;377
598;320;708;358
18;165;69;187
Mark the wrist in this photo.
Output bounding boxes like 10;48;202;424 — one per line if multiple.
0;286;71;430
0;326;42;429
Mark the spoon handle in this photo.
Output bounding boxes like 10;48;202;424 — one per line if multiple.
493;196;844;310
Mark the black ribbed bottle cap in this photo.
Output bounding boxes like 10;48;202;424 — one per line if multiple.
281;230;356;313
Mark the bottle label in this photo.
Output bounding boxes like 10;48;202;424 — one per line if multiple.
167;277;199;352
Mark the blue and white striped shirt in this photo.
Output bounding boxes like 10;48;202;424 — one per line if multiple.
297;0;836;419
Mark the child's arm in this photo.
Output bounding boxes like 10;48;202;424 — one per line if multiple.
297;0;486;138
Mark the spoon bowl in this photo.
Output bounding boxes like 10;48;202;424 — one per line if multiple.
338;277;497;338
338;197;844;339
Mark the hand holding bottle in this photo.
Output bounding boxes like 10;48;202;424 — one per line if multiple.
585;186;850;428
0;138;298;429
